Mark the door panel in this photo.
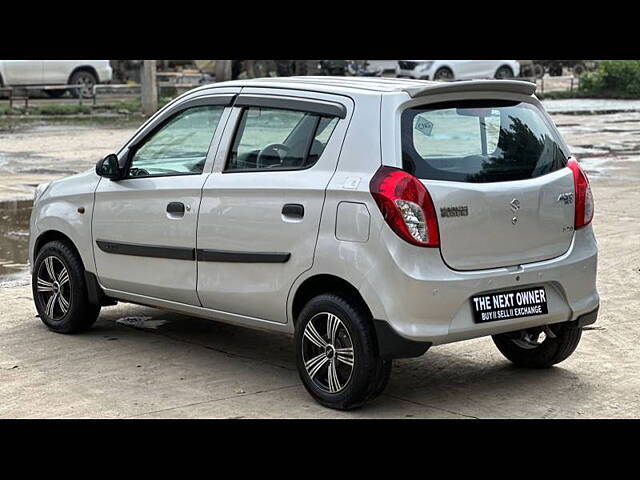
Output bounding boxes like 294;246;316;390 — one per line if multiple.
93;175;205;304
453;60;490;79
197;93;352;323
42;60;73;84
3;60;43;85
92;100;232;305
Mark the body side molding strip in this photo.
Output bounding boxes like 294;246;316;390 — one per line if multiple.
197;249;290;263
96;240;290;263
95;240;195;260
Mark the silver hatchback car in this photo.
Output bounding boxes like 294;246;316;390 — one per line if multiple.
29;77;599;410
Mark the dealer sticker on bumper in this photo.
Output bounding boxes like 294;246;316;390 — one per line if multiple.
471;286;548;323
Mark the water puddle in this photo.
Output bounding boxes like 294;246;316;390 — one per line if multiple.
579;155;640;179
0;199;32;281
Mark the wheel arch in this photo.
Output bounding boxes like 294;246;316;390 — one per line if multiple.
67;65;99;84
496;63;515;75
31;209;96;276
34;230;84;269
290;274;373;325
433;64;454;80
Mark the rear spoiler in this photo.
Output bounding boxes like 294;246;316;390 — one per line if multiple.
403;79;537;98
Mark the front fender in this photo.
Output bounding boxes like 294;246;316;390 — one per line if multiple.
30;170;99;274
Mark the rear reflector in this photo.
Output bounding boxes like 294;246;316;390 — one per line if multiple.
370;166;440;247
567;157;594;229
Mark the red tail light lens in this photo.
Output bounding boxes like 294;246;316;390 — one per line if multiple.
369;166;440;247
567;157;594;229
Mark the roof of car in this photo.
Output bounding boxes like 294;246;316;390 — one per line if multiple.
196;76;537;98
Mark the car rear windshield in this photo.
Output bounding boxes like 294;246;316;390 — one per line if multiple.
401;100;568;183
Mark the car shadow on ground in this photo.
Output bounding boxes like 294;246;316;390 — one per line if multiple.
84;303;589;417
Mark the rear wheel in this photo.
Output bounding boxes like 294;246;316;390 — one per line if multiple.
533;63;545;78
295;293;390;410
494;66;514;79
69;70;97;98
492;323;582;368
32;240;100;334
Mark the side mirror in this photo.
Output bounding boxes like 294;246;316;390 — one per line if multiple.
96;154;123;180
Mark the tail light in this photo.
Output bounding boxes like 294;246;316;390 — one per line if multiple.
369;166;440;247
567;157;594;229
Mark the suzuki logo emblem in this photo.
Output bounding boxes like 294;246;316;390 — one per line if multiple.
510;198;521;212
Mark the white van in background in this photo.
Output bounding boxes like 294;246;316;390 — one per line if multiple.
0;60;112;98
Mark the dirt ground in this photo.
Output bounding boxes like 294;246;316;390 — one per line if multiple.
0;109;639;418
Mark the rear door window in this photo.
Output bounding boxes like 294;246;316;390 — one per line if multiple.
225;107;338;172
401;100;567;183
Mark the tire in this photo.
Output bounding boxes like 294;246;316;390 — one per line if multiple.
433;67;454;81
548;63;563;77
69;69;97;98
573;63;586;77
32;240;100;334
533;63;545;79
366;358;392;402
494;66;514;79
295;293;389;410
45;89;66;98
492;324;582;368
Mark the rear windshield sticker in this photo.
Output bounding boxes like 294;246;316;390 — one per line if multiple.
414;116;433;137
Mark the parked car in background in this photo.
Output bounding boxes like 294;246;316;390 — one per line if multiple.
364;60;398;74
396;60;520;81
0;60;112;98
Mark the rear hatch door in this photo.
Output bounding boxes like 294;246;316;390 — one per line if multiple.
427;170;574;270
401;98;575;271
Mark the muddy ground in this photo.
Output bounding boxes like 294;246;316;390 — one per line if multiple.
0;108;639;418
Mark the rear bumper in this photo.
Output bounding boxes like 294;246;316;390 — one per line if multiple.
360;226;599;347
572;306;599;328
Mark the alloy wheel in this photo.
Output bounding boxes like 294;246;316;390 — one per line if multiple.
434;69;454;81
495;67;513;79
36;256;71;321
74;73;95;98
301;312;355;393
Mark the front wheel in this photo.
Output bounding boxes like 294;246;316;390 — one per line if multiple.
434;67;454;81
295;293;390;410
492;323;582;368
32;240;101;334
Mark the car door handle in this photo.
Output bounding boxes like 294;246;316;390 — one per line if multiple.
282;203;304;219
167;202;186;217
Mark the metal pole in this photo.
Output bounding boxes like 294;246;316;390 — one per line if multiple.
215;60;232;82
141;60;158;116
